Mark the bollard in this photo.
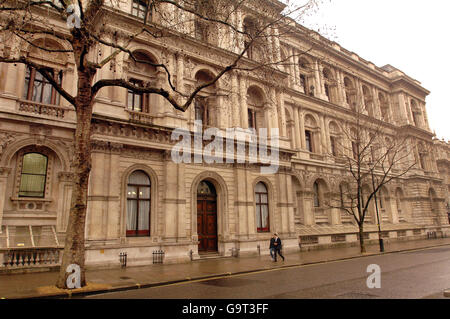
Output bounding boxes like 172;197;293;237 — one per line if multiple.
119;252;127;268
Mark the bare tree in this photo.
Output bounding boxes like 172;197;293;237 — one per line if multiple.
326;101;417;253
0;0;323;288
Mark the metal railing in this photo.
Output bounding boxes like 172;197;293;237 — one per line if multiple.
152;250;164;264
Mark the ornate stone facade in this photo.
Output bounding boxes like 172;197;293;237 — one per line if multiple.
0;0;448;268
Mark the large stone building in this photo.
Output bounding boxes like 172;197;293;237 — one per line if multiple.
0;0;448;269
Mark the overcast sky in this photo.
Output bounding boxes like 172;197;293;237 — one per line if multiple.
299;0;450;141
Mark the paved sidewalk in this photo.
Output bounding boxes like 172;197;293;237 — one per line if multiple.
1;238;450;299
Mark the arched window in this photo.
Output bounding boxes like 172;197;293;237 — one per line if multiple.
255;182;269;232
126;170;151;237
243;17;258;60
247;86;265;130
329;121;340;157
304;114;319;153
322;67;335;103
19;153;48;198
127;51;157;113
194;70;217;127
298;58;312;96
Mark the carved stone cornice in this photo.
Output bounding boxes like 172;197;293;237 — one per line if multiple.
0;167;12;177
58;172;74;182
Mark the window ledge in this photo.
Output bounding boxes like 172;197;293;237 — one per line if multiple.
11;197;52;202
10;197;52;211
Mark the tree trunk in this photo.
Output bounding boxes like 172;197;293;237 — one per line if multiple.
56;70;95;289
359;223;366;254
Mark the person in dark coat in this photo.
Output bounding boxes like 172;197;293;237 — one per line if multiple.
270;233;285;262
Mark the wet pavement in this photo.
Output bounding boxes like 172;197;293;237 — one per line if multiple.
1;238;449;299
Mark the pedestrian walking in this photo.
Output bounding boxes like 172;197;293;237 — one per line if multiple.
270;233;285;262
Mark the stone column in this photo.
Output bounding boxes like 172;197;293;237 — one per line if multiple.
235;167;249;238
3;63;21;97
299;110;306;149
396;92;410;125
293;107;301;150
372;87;381;119
292;49;299;87
285;174;296;235
56;172;74;233
164;160;180;241
111;51;127;105
319;114;328;154
277;90;286;136
0;167;12;230
176;53;185;95
277;173;289;234
269;87;279;136
273;28;282;63
335;70;345;106
106;143;122;239
87;142;108;240
302;189;315;225
239;74;248;129
231;72;240;127
355;78;365;113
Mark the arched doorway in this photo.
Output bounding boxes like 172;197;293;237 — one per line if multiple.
197;180;218;253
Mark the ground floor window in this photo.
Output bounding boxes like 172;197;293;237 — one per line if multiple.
255;182;269;232
126;170;151;237
19;153;48;198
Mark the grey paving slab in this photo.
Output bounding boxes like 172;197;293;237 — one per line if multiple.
0;238;449;299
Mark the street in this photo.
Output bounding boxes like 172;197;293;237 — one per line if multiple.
83;245;450;299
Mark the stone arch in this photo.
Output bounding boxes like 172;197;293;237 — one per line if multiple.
127;46;161;65
190;170;229;250
26;36;71;66
247;85;267;130
1;137;70;172
120;164;159;238
127;49;159;75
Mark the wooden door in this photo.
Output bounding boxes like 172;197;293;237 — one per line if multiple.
197;195;218;253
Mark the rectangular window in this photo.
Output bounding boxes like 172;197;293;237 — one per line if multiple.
248;109;256;129
352;141;358;160
305;130;313;153
330;136;337;156
23;67;62;105
195;20;208;42
324;83;330;98
127;79;149;112
132;0;148;20
300;74;307;93
19;153;48;198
